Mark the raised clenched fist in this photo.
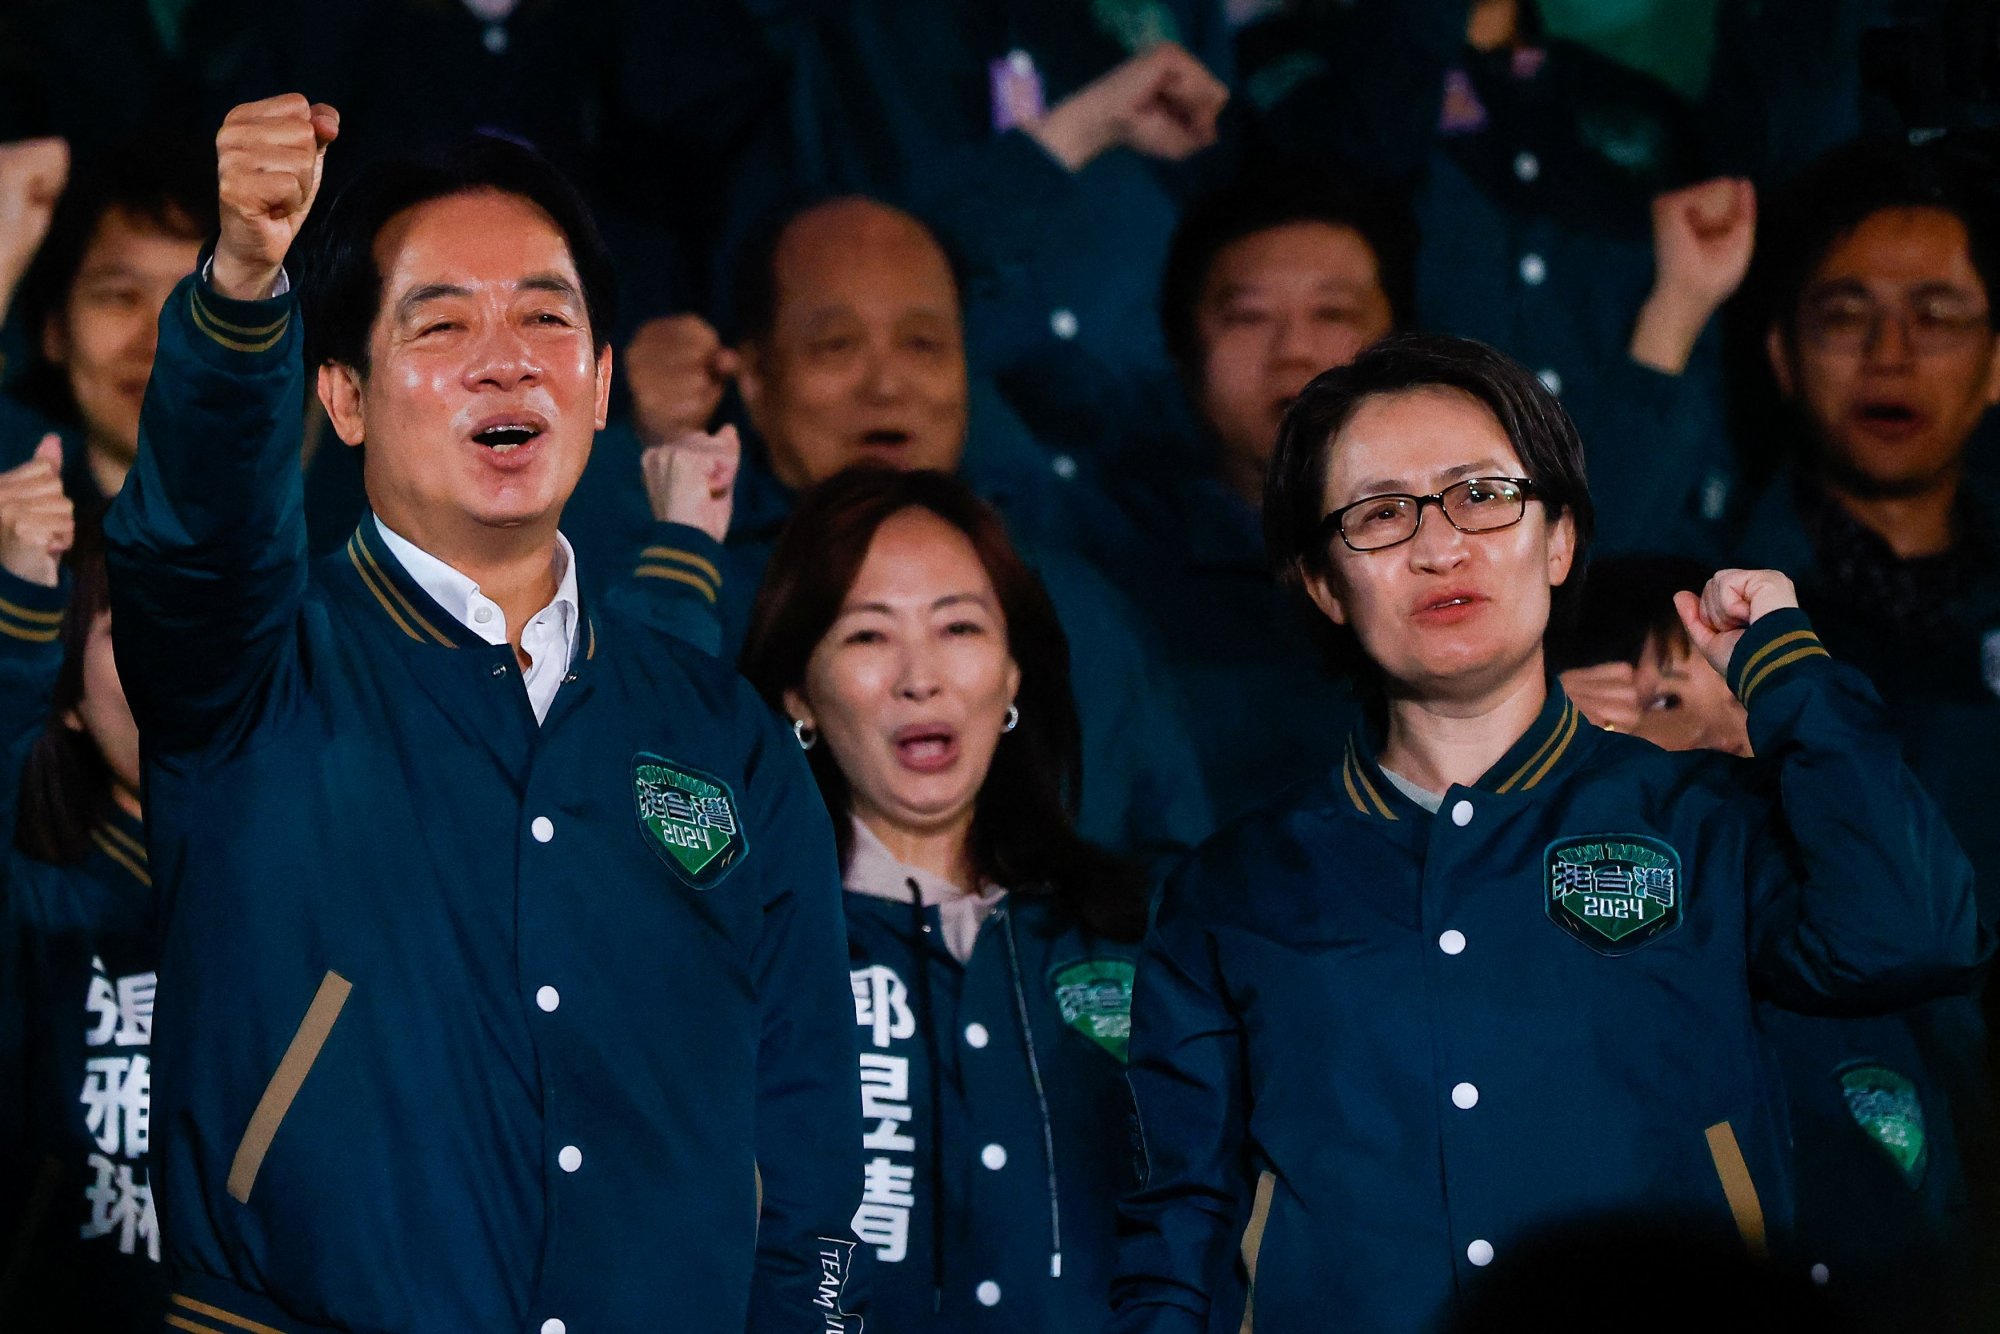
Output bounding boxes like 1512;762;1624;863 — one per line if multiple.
1025;43;1228;172
212;95;340;302
1674;568;1799;679
0;435;75;587
625;314;739;447
642;425;740;544
0;137;70;323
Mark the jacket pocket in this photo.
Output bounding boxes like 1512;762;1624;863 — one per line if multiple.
227;970;352;1204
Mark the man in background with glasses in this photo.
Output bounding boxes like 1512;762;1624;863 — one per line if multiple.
1735;134;2000;1332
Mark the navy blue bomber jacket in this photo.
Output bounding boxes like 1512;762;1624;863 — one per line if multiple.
102;271;866;1333
1109;616;1985;1332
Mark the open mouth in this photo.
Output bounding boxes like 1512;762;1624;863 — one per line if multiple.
893;724;959;773
1414;591;1486;621
858;428;914;449
474;423;544;452
1856;401;1919;426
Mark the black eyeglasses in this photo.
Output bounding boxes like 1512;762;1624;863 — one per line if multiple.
1320;476;1539;553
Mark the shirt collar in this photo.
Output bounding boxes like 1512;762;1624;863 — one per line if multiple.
373;513;580;658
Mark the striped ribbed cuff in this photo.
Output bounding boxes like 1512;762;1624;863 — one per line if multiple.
0;566;66;645
1726;606;1833;708
633;525;726;605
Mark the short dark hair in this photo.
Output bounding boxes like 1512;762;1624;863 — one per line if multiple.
299;136;616;374
740;467;1145;942
1159;168;1417;377
1756;134;2000;340
728;193;967;345
11;136;215;423
16;548;115;865
1264;333;1594;680
1551;554;1712;673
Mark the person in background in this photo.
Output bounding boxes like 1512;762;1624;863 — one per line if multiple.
603;194;1213;857
1733;131;2000;1331
1;138;211;531
0;437;164;1329
1247;0;1755;558
756;0;1233;467
1109;334;1981;1331
1556;554;1749;758
1078;170;1407;818
742;466;1146;1331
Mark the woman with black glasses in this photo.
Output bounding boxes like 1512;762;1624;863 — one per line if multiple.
1106;334;1985;1332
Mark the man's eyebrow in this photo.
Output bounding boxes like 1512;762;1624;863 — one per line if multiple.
395;282;473;319
519;273;582;301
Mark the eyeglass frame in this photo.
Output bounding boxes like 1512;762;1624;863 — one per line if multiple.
1316;476;1541;554
1796;290;1994;357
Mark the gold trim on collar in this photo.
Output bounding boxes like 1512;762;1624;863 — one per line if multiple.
1494;699;1578;794
1342;741;1398;820
90;828;152;887
345;533;455;647
586;618;597;660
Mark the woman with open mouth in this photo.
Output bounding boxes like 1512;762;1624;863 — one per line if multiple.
1106;333;1984;1332
742;466;1148;1331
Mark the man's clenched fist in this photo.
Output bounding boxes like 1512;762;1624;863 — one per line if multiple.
0;435;75;587
626;314;739;446
213;95;340;302
643;425;741;544
0;137;70;322
1674;568;1800;679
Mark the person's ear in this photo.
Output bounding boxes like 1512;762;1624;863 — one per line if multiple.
593;343;614;430
61;706;84;733
1003;656;1022;708
736;341;767;425
781;686;812;732
1547;507;1577;588
1764;324;1796;399
1983;330;2000;407
318;362;367;448
1301;562;1349;627
41;313;70;367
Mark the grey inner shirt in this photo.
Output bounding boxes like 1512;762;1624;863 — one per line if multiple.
1380;766;1445;814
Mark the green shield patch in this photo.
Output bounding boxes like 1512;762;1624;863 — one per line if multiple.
1545;834;1683;956
1051;959;1135;1061
632;754;746;890
1840;1064;1928;1187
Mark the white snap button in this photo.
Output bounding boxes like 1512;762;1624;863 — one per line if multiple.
1537;368;1563;396
473;605;494;624
1452;1082;1480;1110
975;1280;1002;1307
541;1321;565;1334
1050;308;1079;340
1811;1263;1830;1285
1051;453;1079;481
531;816;554;843
558;1145;582;1173
1467;1239;1494;1267
963;1022;990;1049
1438;929;1467;955
981;1143;1008;1171
536;986;560;1013
483;24;508;54
1513;150;1540;182
1450;799;1473;827
1519;253;1546;285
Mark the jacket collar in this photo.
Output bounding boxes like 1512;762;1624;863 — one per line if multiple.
339;511;600;661
87;803;151;892
1340;683;1585;820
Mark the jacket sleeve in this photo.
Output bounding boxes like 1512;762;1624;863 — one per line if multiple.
741;690;868;1332
1109;861;1253;1334
596;521;739;658
0;566;67;856
100;267;308;760
1737;608;1989;1012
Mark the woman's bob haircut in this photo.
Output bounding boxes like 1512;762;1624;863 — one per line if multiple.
1263;332;1595;681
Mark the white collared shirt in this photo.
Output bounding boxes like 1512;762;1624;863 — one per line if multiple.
374;516;580;724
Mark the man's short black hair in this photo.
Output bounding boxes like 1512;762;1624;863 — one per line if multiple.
1756;134;2000;339
1159;168;1418;376
11;135;215;422
1264;333;1593;681
299;136;616;374
727;192;968;345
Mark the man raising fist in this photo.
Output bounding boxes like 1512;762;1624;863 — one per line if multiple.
103;95;863;1334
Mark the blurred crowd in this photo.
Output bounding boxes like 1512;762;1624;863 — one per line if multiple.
4;0;2000;1330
